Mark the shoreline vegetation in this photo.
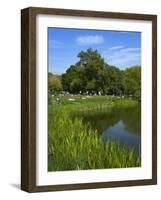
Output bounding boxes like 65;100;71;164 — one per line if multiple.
48;96;141;171
48;48;141;171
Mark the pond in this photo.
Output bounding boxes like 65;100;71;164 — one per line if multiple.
72;103;141;154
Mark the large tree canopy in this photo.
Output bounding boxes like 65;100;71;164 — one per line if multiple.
50;48;141;97
62;48;125;95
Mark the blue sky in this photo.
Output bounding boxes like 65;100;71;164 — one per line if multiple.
48;28;141;75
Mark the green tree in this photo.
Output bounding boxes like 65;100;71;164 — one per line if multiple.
62;48;108;94
123;66;141;97
61;49;140;96
62;65;83;93
48;72;62;92
105;65;124;95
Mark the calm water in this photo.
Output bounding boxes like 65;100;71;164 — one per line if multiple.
72;103;141;153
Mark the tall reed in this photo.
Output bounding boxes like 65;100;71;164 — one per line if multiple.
48;104;141;171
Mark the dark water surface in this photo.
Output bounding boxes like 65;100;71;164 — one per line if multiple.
72;103;141;153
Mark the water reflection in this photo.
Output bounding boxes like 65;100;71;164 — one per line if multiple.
71;103;141;152
103;120;141;153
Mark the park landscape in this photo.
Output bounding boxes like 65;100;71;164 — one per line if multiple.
48;28;141;171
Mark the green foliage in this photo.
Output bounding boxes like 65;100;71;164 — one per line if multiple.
48;96;141;171
48;72;62;92
105;65;124;95
62;65;83;93
123;66;141;97
61;48;138;96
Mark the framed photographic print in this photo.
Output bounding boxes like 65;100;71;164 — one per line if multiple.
21;7;157;192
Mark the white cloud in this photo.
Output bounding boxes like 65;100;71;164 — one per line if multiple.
120;48;140;53
103;47;141;68
49;40;63;48
76;35;104;45
109;45;124;50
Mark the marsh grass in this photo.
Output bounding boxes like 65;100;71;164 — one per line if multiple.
48;96;141;171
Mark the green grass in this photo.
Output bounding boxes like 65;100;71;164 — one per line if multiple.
48;95;141;171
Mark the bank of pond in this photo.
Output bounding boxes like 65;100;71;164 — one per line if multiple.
48;96;141;171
